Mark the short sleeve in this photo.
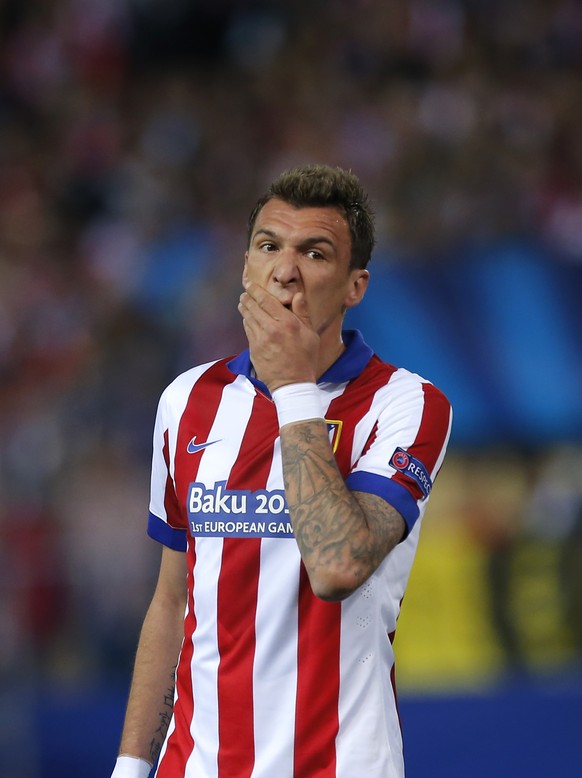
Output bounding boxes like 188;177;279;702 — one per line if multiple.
147;389;187;551
346;373;452;536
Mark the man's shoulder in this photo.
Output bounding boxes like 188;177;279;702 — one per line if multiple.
358;354;451;409
161;355;236;399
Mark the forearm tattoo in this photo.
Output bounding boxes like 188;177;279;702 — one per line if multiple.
149;670;175;765
281;421;404;589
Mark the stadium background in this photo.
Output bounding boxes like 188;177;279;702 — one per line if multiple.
0;1;580;775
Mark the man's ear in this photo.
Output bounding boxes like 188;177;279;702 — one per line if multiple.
344;269;370;309
242;251;249;286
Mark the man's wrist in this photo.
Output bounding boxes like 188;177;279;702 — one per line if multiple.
271;382;324;428
111;754;153;778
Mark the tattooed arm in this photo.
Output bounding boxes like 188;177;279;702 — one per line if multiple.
118;546;187;765
280;419;406;601
238;282;405;599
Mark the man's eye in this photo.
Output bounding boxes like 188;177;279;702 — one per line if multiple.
307;250;324;260
261;243;277;252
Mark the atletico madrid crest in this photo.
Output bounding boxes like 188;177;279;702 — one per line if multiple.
326;419;343;453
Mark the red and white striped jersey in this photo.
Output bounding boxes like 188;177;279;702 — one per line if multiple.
148;330;452;778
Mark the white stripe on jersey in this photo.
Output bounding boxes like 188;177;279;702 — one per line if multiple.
251;537;301;775
336;582;403;777
351;368;427;479
251;439;301;776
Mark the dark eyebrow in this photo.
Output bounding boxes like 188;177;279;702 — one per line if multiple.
298;235;336;250
251;228;337;254
252;228;278;242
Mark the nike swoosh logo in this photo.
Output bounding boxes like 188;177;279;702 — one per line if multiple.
187;437;221;454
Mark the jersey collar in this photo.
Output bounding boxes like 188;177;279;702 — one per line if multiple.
227;329;373;396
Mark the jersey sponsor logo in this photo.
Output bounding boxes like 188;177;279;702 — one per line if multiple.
187;481;294;537
187;436;221;454
389;447;432;498
326;419;342;453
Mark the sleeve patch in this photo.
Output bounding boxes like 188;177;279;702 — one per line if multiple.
389;447;432;498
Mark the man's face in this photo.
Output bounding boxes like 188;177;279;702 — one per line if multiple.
244;198;368;340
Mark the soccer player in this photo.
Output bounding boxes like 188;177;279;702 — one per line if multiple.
111;164;452;778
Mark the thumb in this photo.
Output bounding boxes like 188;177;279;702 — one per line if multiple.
291;293;311;325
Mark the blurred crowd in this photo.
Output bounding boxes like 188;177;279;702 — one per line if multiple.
1;0;582;684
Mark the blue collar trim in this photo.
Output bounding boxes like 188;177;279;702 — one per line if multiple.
226;329;373;396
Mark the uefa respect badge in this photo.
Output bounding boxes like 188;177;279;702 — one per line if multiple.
389;447;432;498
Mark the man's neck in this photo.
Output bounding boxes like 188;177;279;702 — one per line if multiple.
316;337;346;380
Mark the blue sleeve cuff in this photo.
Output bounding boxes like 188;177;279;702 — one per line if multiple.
345;471;420;535
148;512;187;552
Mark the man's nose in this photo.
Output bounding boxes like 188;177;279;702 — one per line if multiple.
273;249;300;285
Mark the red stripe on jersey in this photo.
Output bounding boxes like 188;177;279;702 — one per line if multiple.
216;537;261;776
392;382;451;499
294;565;341;778
216;392;279;777
173;360;238;510
157;559;197;777
412;383;451;472
360;421;379;460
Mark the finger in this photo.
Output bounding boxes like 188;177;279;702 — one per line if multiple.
239;293;271;344
238;293;258;328
291;292;311;326
243;282;285;319
238;293;249;318
239;291;262;324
